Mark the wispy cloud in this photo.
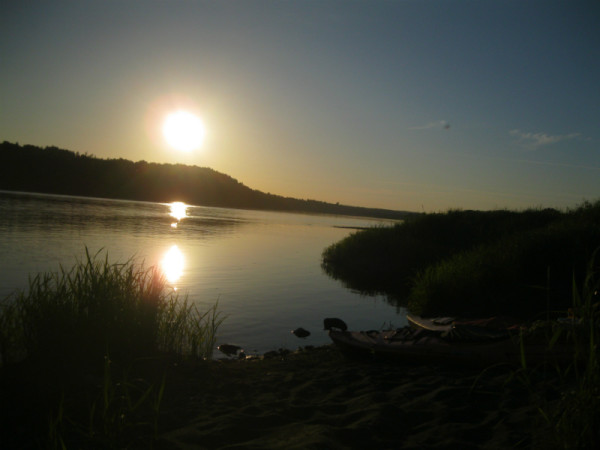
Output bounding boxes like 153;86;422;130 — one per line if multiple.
509;129;580;149
409;120;450;130
512;158;600;171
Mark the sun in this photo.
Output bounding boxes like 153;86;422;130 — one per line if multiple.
162;110;205;152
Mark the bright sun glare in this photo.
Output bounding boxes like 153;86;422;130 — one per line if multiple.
162;110;205;152
169;201;188;222
169;201;188;228
161;245;184;284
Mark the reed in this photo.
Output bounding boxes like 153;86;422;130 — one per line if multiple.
502;249;600;448
323;201;600;318
158;295;224;359
321;208;563;297
0;248;223;366
538;250;600;448
0;248;224;448
45;354;167;449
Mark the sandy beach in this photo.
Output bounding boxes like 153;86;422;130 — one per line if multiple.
0;342;570;449
153;345;555;449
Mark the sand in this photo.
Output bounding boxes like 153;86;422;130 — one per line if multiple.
154;346;556;449
0;344;563;449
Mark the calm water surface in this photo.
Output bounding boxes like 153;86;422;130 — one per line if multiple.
0;191;406;355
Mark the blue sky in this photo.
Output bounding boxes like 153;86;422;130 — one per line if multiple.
1;1;598;212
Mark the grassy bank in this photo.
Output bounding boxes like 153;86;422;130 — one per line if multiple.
322;201;600;448
547;255;600;448
505;250;600;449
322;201;600;318
0;249;223;448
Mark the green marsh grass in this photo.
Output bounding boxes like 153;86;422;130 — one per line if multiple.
0;248;224;448
322;201;600;318
322;202;600;446
536;250;600;448
321;207;565;300
406;223;593;318
0;248;224;365
495;249;600;448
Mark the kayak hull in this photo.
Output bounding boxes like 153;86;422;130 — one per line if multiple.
406;314;455;332
328;329;575;366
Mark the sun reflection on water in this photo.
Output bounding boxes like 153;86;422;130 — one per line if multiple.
169;202;188;228
161;245;184;285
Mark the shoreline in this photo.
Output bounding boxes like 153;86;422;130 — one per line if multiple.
0;343;562;449
156;345;552;449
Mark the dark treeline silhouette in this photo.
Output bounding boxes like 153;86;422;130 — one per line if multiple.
0;141;414;219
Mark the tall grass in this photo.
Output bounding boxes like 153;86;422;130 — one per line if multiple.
45;353;167;450
0;248;224;448
322;201;600;318
158;295;224;360
0;248;223;366
322;207;565;300
500;249;600;448
538;250;600;448
407;223;591;318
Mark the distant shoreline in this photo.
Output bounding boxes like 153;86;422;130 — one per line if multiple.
0;188;404;223
0;141;417;221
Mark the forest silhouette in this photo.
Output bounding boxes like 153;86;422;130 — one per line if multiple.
0;141;412;219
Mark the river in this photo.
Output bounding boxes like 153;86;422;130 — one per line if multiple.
0;190;406;355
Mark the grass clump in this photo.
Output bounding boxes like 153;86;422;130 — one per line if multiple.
322;208;562;298
322;201;600;318
408;221;597;318
0;248;224;449
511;250;600;449
545;251;600;448
0;248;223;366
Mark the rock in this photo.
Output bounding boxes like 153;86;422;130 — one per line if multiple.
292;327;311;338
217;344;242;357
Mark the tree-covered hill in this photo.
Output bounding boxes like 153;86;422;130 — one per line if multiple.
0;141;413;220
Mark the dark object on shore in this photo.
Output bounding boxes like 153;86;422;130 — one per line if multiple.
328;326;575;366
323;317;348;332
218;344;243;357
407;313;521;334
292;327;311;338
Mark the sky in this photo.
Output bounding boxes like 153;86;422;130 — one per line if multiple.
1;0;599;212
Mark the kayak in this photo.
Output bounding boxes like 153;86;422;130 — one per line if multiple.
406;313;523;333
406;314;456;332
328;326;575;366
